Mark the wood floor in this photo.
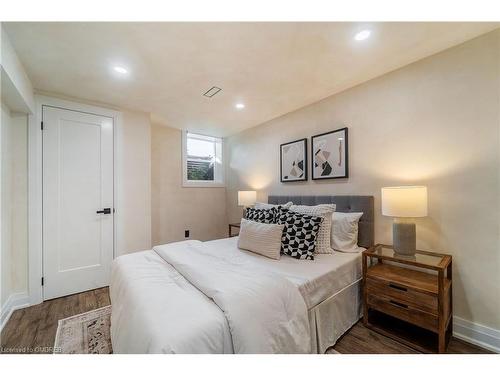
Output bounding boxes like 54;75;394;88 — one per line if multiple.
0;287;492;354
332;321;491;354
1;287;110;354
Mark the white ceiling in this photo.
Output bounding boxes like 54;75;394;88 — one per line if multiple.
4;22;498;136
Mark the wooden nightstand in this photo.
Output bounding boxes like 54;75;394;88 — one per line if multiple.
228;223;240;237
362;244;452;353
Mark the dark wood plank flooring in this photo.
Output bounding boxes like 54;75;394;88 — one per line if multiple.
0;287;492;354
332;321;492;354
1;287;110;354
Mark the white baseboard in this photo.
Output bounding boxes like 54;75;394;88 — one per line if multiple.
453;316;500;353
0;292;30;333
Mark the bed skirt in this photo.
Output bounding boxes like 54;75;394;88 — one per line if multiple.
308;278;362;354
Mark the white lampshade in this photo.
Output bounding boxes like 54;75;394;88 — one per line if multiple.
238;191;257;207
381;186;428;218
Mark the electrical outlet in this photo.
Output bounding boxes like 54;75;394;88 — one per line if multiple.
184;230;190;238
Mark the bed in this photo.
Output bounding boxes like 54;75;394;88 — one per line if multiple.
110;195;374;354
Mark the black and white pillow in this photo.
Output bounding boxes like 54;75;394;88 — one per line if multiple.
245;207;278;224
277;208;323;260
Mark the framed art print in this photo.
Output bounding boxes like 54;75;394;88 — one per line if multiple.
280;138;307;182
311;127;348;180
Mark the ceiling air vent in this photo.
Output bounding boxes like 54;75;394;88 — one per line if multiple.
203;86;222;98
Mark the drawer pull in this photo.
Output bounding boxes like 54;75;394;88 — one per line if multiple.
389;300;408;309
389;283;407;292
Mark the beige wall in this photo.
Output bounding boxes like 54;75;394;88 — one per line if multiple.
115;110;152;256
151;124;227;245
1;103;28;306
226;30;500;329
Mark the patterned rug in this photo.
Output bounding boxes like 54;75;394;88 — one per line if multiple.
53;305;340;354
54;305;113;354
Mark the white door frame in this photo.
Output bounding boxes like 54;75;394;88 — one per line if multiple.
28;95;122;305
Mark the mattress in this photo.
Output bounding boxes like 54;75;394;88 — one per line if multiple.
110;237;362;353
203;237;362;309
110;249;234;353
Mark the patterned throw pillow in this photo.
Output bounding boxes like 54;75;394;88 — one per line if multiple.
290;204;336;254
244;207;278;224
277;208;323;260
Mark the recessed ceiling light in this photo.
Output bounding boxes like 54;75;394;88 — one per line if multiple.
235;103;245;110
113;66;128;74
354;30;371;41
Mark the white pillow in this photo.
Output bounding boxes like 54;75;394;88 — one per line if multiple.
289;204;336;254
237;218;284;260
254;201;293;209
331;212;364;253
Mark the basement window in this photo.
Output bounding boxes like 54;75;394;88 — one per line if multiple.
182;131;224;187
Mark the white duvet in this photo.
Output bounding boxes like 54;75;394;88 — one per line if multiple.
110;240;311;354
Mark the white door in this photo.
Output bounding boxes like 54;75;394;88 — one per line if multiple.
42;106;114;300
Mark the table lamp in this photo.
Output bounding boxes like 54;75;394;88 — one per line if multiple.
381;186;428;255
238;190;257;217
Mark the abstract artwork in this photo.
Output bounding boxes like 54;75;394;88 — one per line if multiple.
311;127;348;180
280;138;307;182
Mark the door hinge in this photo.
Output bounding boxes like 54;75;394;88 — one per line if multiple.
41;277;44;286
41;121;44;130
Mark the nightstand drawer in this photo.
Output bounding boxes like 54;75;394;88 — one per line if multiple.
366;277;438;315
367;294;438;332
363;245;453;353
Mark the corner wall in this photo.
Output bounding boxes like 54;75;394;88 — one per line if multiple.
151;124;228;245
0;26;35;113
1;104;28;308
1;25;33;329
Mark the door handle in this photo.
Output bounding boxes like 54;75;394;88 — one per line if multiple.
96;208;111;214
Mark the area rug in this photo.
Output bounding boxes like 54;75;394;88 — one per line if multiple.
53;305;112;354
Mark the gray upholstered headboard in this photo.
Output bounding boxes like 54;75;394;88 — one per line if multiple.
268;195;374;249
